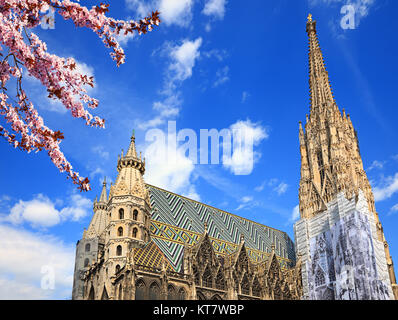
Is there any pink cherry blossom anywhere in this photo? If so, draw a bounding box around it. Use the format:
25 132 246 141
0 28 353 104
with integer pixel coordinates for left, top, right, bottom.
0 1 161 191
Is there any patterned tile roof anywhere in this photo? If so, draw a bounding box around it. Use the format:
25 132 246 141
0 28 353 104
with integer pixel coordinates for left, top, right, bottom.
147 185 296 272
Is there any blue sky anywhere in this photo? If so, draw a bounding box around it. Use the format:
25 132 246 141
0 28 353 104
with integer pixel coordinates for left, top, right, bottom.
1 0 398 299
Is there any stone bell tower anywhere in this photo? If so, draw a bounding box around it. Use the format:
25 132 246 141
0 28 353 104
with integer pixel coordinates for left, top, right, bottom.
103 130 152 274
294 14 397 300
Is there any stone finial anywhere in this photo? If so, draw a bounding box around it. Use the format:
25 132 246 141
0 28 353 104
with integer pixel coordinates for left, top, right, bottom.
307 13 312 22
204 221 208 234
271 243 276 253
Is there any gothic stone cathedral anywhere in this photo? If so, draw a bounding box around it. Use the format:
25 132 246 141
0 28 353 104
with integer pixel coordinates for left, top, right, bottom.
72 16 398 300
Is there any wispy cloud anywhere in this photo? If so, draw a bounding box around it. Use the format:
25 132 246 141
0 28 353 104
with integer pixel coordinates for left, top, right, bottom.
0 224 74 299
373 173 398 202
202 0 228 20
213 66 230 87
0 193 92 228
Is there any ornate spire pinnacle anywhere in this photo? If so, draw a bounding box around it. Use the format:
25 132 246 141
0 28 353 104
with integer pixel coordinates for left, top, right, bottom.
306 14 336 117
126 129 137 158
99 177 108 203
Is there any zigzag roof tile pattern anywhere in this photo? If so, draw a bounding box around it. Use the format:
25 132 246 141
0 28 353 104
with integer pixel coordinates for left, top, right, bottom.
147 185 296 272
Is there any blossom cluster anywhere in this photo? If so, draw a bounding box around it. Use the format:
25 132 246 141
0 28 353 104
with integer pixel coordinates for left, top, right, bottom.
0 1 160 191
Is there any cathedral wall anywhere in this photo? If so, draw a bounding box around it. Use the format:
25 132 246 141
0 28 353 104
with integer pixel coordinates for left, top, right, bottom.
294 190 394 300
72 238 99 300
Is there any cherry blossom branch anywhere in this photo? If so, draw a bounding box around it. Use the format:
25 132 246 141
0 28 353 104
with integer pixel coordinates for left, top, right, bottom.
0 1 161 191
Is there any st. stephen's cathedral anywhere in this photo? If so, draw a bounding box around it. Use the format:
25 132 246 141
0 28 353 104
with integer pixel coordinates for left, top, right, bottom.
71 16 398 300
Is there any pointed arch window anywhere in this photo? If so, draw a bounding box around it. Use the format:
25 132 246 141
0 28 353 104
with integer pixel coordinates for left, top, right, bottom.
252 277 261 297
241 274 250 295
84 258 89 268
135 279 146 300
85 243 90 252
202 266 213 288
167 285 176 300
215 269 226 290
178 288 186 300
119 208 124 220
193 265 200 285
149 282 160 300
133 209 138 221
132 228 138 238
116 245 122 256
118 227 123 237
115 264 120 274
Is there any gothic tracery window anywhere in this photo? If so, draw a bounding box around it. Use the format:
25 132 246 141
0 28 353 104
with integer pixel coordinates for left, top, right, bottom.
193 265 200 285
252 277 261 297
135 280 146 300
241 274 250 295
178 288 186 300
167 285 176 300
149 282 160 300
215 269 226 290
202 266 213 288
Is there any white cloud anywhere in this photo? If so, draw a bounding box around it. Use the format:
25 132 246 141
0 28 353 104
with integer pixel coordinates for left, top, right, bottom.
223 119 268 175
0 224 75 299
241 196 253 203
213 66 229 87
308 0 375 27
373 173 398 202
274 182 288 195
126 0 194 27
168 38 203 84
289 205 300 223
241 91 250 103
143 131 200 201
367 160 384 171
92 145 109 160
203 0 227 19
138 38 202 130
1 193 92 228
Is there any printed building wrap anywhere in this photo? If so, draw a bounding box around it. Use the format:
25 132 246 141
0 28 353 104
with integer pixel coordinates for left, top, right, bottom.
293 15 398 300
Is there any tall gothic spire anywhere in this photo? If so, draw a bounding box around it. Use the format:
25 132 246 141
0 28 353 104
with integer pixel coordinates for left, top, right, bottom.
299 15 376 219
306 14 337 117
126 129 138 158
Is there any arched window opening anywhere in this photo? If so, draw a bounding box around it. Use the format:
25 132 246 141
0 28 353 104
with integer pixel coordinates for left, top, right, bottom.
115 264 120 274
241 274 250 295
132 228 138 238
118 227 123 237
135 280 146 300
178 288 186 300
149 282 160 300
85 243 90 252
197 292 206 300
193 265 200 285
84 258 89 268
119 208 124 220
167 285 176 300
202 267 212 288
252 277 261 297
133 209 138 221
215 269 226 290
116 245 122 256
